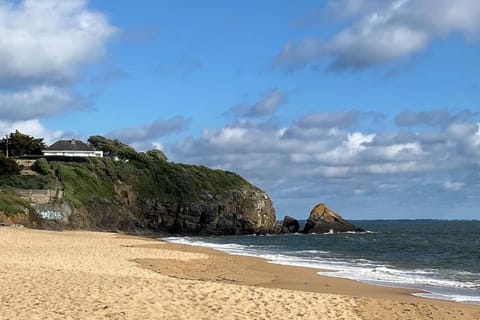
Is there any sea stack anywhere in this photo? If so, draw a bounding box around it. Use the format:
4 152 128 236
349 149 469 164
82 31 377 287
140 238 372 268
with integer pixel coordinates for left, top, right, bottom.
281 216 300 233
303 203 364 233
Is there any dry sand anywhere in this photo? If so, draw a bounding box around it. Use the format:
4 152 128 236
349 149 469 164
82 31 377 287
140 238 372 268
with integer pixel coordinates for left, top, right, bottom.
0 227 479 320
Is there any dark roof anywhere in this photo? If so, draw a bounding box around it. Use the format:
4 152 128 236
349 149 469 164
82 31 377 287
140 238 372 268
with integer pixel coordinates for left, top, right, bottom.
46 139 94 151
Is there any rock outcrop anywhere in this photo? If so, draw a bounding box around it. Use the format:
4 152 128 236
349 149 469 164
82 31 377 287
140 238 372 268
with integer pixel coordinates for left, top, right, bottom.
281 216 300 233
139 187 277 235
303 203 364 233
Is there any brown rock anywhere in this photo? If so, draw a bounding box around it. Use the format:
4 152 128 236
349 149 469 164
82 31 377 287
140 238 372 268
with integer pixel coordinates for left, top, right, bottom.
303 203 364 234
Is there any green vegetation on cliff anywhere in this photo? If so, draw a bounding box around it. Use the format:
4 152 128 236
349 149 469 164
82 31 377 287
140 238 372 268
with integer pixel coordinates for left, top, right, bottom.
0 130 45 157
0 134 276 234
51 156 249 207
0 134 250 210
0 187 41 227
0 174 56 190
0 153 20 176
130 161 248 202
0 188 34 215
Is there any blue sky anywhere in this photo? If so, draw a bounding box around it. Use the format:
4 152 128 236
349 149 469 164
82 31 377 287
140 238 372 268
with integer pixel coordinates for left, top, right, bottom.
0 0 479 220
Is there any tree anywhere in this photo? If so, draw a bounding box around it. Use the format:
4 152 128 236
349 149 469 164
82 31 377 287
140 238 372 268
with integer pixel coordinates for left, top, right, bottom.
0 153 20 175
146 149 168 162
88 135 119 157
88 135 139 161
0 131 46 157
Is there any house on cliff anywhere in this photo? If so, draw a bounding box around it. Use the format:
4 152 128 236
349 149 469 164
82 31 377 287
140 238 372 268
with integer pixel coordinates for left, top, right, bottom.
43 139 103 158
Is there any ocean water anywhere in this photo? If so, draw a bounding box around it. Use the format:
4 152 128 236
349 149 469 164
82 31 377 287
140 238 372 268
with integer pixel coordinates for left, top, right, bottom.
164 220 480 305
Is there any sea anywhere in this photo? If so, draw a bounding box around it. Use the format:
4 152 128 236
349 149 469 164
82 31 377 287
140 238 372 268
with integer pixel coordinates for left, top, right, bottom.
165 220 480 305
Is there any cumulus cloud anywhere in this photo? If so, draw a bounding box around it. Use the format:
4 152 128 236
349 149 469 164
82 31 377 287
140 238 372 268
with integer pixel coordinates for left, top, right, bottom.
0 85 89 121
276 0 480 70
0 0 116 123
170 110 480 218
0 119 66 144
229 89 287 118
0 0 116 84
107 116 189 147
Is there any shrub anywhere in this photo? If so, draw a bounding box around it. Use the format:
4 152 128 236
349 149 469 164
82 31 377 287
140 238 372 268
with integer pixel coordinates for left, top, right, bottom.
0 175 56 190
146 149 168 162
32 158 50 175
0 154 20 176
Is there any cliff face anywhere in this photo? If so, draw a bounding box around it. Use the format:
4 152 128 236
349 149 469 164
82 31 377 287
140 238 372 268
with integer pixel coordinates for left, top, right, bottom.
1 157 277 235
138 187 276 235
303 203 364 233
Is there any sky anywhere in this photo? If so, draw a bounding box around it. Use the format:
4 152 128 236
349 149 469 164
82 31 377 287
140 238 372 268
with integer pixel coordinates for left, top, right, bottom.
0 0 479 220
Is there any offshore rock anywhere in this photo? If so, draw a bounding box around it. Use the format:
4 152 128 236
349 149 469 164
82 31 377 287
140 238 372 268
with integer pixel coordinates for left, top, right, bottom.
303 203 364 234
281 216 300 233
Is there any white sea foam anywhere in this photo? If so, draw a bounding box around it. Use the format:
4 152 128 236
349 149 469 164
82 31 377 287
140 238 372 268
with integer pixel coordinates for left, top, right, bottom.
162 236 480 305
296 250 330 254
414 293 480 304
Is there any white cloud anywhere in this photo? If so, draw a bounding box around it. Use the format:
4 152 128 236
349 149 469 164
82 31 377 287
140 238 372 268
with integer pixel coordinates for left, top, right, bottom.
170 109 480 218
209 127 249 145
443 180 465 191
0 0 116 83
0 85 84 120
0 119 65 144
0 0 116 121
276 0 480 70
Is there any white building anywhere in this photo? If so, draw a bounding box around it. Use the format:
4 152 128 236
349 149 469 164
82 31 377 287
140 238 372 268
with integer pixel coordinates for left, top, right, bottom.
43 139 103 158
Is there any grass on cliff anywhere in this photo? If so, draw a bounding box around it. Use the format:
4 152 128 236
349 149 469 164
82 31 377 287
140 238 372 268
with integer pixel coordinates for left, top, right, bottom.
0 175 56 190
0 188 34 215
122 159 250 202
52 157 251 207
54 162 116 208
0 151 254 211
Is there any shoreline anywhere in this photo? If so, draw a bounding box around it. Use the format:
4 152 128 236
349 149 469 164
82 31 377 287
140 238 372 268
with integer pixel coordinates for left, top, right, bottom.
153 237 475 305
1 227 479 319
162 235 480 306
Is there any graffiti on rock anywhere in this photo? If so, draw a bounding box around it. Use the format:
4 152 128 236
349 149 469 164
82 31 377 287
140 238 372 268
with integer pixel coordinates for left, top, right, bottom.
39 210 63 221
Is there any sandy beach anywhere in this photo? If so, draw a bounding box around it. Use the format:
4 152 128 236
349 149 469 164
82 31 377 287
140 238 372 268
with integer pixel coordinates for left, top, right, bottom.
1 227 479 320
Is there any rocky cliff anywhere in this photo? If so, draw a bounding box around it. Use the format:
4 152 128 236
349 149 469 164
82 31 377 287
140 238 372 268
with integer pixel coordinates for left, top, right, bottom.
303 203 364 233
138 188 276 235
0 155 277 235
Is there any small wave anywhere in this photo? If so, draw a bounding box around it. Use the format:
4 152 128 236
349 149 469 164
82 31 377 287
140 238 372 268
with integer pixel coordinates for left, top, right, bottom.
320 265 479 290
296 250 330 254
414 293 480 305
164 237 245 250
